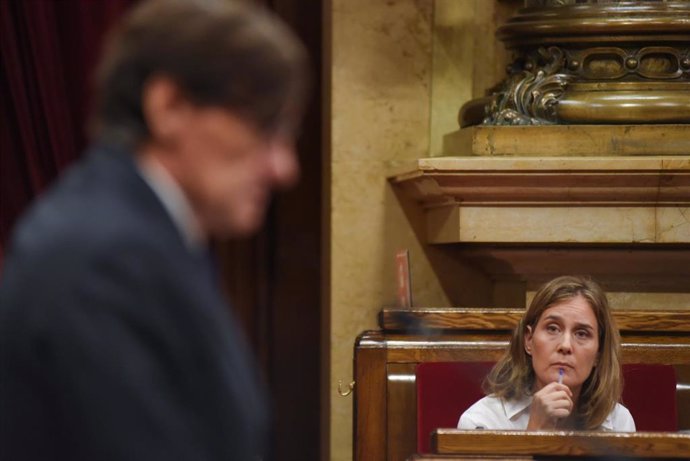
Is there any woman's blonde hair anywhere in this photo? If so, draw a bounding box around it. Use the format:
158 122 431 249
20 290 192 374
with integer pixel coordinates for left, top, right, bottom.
484 275 622 429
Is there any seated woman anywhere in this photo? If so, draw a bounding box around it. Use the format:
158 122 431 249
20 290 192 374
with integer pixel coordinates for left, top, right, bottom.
458 275 635 431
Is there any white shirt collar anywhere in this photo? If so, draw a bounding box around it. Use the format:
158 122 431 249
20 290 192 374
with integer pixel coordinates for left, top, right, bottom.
502 394 533 420
135 156 205 251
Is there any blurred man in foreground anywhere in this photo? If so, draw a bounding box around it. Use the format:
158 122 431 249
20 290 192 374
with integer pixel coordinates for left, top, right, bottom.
0 1 308 459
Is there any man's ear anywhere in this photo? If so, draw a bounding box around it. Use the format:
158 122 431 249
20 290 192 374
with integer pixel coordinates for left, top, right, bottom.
141 75 188 144
524 325 533 356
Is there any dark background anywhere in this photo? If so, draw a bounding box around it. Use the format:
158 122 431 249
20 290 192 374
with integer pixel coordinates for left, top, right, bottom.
0 1 323 459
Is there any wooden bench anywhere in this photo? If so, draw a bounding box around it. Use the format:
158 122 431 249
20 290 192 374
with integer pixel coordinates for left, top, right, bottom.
353 308 690 461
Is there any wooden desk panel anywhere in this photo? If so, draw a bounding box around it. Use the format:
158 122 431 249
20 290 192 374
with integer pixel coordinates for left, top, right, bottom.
433 430 690 459
410 457 532 461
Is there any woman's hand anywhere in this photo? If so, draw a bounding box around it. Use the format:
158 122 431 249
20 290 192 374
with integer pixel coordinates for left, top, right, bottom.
526 382 573 430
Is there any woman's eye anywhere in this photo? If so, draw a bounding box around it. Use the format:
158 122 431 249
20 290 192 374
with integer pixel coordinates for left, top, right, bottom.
575 330 590 339
546 324 559 333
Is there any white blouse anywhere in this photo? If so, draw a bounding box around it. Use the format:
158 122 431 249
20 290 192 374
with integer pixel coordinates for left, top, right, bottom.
458 395 636 432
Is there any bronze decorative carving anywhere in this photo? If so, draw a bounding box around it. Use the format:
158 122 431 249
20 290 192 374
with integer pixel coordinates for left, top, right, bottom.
461 0 690 126
484 47 574 125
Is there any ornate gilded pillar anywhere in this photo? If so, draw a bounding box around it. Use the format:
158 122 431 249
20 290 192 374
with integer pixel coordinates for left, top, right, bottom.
461 0 690 126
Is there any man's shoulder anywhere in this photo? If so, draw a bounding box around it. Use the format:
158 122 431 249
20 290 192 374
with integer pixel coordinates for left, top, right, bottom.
0 197 185 351
9 192 160 267
9 149 175 261
1 151 183 310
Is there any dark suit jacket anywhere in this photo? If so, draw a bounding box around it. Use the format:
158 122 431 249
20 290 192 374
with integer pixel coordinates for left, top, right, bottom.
0 145 269 461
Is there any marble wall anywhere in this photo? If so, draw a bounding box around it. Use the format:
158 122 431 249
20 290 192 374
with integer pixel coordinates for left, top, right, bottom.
328 1 435 459
429 0 516 156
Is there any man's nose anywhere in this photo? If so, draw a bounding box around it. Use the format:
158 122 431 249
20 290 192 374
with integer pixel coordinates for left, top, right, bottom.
267 140 299 189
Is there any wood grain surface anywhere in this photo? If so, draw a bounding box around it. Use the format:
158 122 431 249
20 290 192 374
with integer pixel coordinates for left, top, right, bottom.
433 430 690 458
381 307 690 333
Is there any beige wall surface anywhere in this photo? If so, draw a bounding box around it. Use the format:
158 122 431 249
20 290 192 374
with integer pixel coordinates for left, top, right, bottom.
430 0 516 156
327 1 435 459
326 1 512 459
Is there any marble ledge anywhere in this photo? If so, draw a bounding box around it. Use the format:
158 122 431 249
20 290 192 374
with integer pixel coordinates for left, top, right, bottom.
443 125 690 157
390 155 690 178
389 155 690 207
427 205 690 244
386 155 690 245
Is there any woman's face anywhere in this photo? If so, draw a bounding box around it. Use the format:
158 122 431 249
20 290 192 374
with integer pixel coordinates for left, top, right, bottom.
524 295 600 398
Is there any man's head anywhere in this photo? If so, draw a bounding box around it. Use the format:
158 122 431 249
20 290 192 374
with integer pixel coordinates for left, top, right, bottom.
92 0 308 237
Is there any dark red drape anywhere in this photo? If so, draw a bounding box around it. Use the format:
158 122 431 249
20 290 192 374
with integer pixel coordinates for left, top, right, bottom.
0 0 136 265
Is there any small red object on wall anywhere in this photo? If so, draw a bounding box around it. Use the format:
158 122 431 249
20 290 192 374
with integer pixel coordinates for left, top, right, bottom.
396 249 412 308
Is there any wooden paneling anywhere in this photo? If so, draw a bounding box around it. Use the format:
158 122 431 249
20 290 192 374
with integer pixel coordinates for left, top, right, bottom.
409 454 534 461
410 456 532 461
433 430 690 459
678 365 690 430
387 363 419 461
381 307 690 333
380 308 521 331
354 333 388 461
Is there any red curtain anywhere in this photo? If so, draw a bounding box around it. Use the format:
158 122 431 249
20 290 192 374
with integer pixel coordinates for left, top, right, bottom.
0 0 136 266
